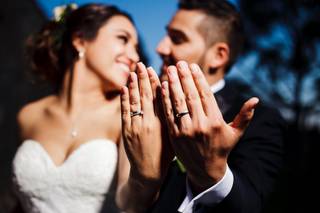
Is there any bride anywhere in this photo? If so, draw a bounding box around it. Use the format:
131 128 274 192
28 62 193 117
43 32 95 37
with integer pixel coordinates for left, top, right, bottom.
12 3 139 212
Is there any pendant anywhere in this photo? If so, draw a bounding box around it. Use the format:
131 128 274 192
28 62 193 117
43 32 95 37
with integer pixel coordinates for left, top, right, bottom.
71 128 78 138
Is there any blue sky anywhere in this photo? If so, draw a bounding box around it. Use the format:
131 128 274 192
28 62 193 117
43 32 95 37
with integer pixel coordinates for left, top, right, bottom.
34 1 320 128
35 0 239 72
35 0 177 72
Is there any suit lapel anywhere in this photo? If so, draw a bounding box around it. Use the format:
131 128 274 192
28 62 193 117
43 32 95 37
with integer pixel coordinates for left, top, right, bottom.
215 81 246 122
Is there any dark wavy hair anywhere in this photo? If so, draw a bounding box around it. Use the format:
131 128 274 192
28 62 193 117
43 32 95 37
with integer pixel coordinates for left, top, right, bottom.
179 0 244 72
26 3 134 90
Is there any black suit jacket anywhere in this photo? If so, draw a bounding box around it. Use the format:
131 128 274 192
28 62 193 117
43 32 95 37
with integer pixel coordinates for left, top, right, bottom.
150 81 286 213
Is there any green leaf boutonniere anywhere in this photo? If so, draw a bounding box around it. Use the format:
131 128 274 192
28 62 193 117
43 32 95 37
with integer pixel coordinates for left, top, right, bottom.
176 158 186 173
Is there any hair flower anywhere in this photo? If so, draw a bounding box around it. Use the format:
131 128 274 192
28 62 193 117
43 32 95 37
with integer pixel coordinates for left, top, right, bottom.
53 3 78 22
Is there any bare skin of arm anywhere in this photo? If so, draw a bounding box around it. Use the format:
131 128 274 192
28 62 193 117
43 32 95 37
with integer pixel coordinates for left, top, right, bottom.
116 62 173 213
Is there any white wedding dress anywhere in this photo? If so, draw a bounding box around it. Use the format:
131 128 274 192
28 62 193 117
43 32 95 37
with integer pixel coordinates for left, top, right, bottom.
12 139 118 213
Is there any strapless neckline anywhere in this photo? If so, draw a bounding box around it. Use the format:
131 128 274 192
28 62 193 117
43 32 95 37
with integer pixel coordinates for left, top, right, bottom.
12 138 119 212
22 139 117 168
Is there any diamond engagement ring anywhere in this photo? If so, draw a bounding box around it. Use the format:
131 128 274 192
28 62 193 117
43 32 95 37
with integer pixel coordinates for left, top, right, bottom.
130 110 144 117
175 111 189 118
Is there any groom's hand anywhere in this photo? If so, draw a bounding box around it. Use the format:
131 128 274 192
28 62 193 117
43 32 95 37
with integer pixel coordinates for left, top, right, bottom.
161 61 259 194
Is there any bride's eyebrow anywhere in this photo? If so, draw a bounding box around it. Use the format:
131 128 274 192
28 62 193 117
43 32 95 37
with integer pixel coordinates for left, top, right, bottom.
115 29 138 46
115 29 131 37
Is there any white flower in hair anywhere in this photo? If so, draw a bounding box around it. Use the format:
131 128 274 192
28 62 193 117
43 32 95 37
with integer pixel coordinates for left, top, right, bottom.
53 3 78 22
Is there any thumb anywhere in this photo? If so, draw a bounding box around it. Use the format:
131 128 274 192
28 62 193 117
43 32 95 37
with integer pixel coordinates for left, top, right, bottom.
231 97 259 133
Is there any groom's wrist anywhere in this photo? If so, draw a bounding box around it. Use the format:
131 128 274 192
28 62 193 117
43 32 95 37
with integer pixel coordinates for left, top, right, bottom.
128 170 163 202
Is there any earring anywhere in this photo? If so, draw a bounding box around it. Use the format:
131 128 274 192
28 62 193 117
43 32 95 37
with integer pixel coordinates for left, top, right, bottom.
78 50 85 59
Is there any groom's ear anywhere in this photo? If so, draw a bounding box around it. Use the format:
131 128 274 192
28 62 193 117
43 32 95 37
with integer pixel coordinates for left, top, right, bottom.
206 42 230 71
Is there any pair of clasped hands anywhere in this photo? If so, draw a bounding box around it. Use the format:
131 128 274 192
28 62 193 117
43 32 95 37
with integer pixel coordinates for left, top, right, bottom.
121 61 259 194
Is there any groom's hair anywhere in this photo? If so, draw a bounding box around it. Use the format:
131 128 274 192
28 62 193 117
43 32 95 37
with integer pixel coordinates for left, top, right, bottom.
178 0 244 72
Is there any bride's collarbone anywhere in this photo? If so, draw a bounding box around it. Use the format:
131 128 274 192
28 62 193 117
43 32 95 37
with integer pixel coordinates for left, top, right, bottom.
19 97 120 149
27 118 120 152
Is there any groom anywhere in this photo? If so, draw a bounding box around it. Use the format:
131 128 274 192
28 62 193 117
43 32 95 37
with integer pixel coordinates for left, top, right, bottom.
119 0 286 212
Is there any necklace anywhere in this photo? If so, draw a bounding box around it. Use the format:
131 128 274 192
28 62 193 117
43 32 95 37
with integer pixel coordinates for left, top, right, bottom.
70 121 78 138
70 127 78 138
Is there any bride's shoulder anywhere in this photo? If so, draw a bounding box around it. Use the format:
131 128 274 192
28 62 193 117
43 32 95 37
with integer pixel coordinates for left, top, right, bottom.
17 95 57 138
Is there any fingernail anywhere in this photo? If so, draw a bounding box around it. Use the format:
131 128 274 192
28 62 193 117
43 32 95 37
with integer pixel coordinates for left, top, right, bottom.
177 61 188 71
137 62 145 73
120 86 126 95
146 66 154 74
161 81 168 94
190 63 199 73
130 72 136 82
167 66 178 80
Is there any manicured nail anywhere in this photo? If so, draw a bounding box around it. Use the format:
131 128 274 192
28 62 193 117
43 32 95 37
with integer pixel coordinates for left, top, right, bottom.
167 66 178 80
190 63 200 73
177 61 188 71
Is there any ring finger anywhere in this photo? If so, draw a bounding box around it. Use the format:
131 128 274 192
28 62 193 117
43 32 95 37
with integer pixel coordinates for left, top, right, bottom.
167 66 192 131
128 72 142 125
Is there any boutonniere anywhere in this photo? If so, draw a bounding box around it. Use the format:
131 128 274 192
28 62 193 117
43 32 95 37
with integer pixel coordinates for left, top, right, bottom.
176 158 186 173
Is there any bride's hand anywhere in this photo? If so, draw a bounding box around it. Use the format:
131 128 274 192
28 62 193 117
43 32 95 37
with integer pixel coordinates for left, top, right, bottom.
121 62 173 184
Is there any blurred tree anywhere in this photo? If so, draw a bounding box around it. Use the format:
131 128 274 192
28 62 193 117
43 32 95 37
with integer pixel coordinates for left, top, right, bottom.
229 0 320 131
226 0 320 212
0 0 48 212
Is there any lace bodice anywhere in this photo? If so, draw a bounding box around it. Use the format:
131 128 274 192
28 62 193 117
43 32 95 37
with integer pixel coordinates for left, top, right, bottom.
12 139 118 213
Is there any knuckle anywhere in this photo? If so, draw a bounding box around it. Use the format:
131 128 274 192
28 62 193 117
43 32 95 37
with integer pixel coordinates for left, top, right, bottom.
173 96 185 108
139 72 148 79
199 89 212 99
179 71 189 79
180 125 193 137
131 126 141 137
210 120 223 131
122 109 130 116
121 107 130 115
195 123 209 135
130 99 140 106
141 91 153 100
123 128 130 136
185 92 198 103
143 122 154 132
150 77 159 86
192 125 208 137
165 109 172 118
129 82 137 89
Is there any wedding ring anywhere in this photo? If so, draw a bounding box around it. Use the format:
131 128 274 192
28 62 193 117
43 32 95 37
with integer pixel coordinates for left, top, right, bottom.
130 110 144 117
175 111 189 118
